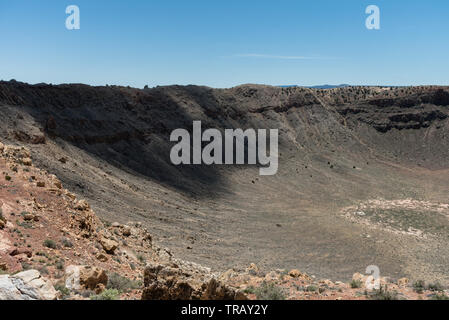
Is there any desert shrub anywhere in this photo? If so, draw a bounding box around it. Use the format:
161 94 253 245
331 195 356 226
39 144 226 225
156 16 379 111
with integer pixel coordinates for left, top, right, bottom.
55 283 70 297
101 219 111 228
243 286 255 294
17 221 32 229
55 260 64 270
427 282 444 292
61 238 73 248
350 279 363 289
79 290 95 298
106 272 141 292
306 285 317 292
137 254 146 264
369 286 398 300
90 289 120 300
20 262 32 270
43 239 57 249
38 266 49 275
432 293 449 300
36 251 50 258
255 282 285 300
413 280 425 294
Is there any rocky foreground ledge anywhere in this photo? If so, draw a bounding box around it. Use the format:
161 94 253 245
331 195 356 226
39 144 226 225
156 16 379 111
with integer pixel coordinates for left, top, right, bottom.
0 140 447 300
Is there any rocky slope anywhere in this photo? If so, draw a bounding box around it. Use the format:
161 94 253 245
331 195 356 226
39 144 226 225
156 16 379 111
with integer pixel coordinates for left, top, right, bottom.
0 81 449 286
0 140 447 300
0 140 244 299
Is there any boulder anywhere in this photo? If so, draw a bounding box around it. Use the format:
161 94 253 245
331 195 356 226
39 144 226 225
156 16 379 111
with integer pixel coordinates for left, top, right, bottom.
65 265 107 293
99 237 118 254
21 158 32 166
96 253 108 262
74 200 90 211
142 263 246 300
397 278 409 287
0 275 22 300
9 247 33 258
69 206 99 236
122 226 132 237
246 263 259 276
289 269 308 278
79 266 108 292
219 269 237 282
0 270 57 300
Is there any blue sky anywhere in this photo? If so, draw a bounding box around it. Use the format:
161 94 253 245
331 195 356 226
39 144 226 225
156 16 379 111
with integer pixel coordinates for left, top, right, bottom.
0 0 448 88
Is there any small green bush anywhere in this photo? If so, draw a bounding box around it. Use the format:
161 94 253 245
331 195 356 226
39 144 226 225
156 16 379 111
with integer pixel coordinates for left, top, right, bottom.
55 283 70 297
55 261 64 270
137 254 146 264
306 285 317 292
369 286 398 300
243 286 255 294
413 280 425 294
106 272 141 292
350 279 363 289
90 289 120 300
255 282 285 300
43 239 57 249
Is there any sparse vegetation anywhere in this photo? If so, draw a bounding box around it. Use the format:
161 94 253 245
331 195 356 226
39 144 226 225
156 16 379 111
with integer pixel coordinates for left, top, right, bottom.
61 238 73 248
106 272 141 292
20 262 32 270
427 281 444 292
38 266 49 275
369 286 398 300
55 283 70 298
243 286 256 294
350 279 363 289
432 293 449 300
137 254 146 264
255 282 285 300
43 239 57 249
90 289 120 300
413 280 426 294
306 285 317 292
55 260 64 270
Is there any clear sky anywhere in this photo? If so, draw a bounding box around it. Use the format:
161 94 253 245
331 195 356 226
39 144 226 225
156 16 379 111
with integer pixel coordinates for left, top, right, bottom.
0 0 448 88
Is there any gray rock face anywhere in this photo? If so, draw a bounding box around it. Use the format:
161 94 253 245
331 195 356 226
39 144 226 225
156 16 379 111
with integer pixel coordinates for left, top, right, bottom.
0 275 24 300
0 270 57 300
